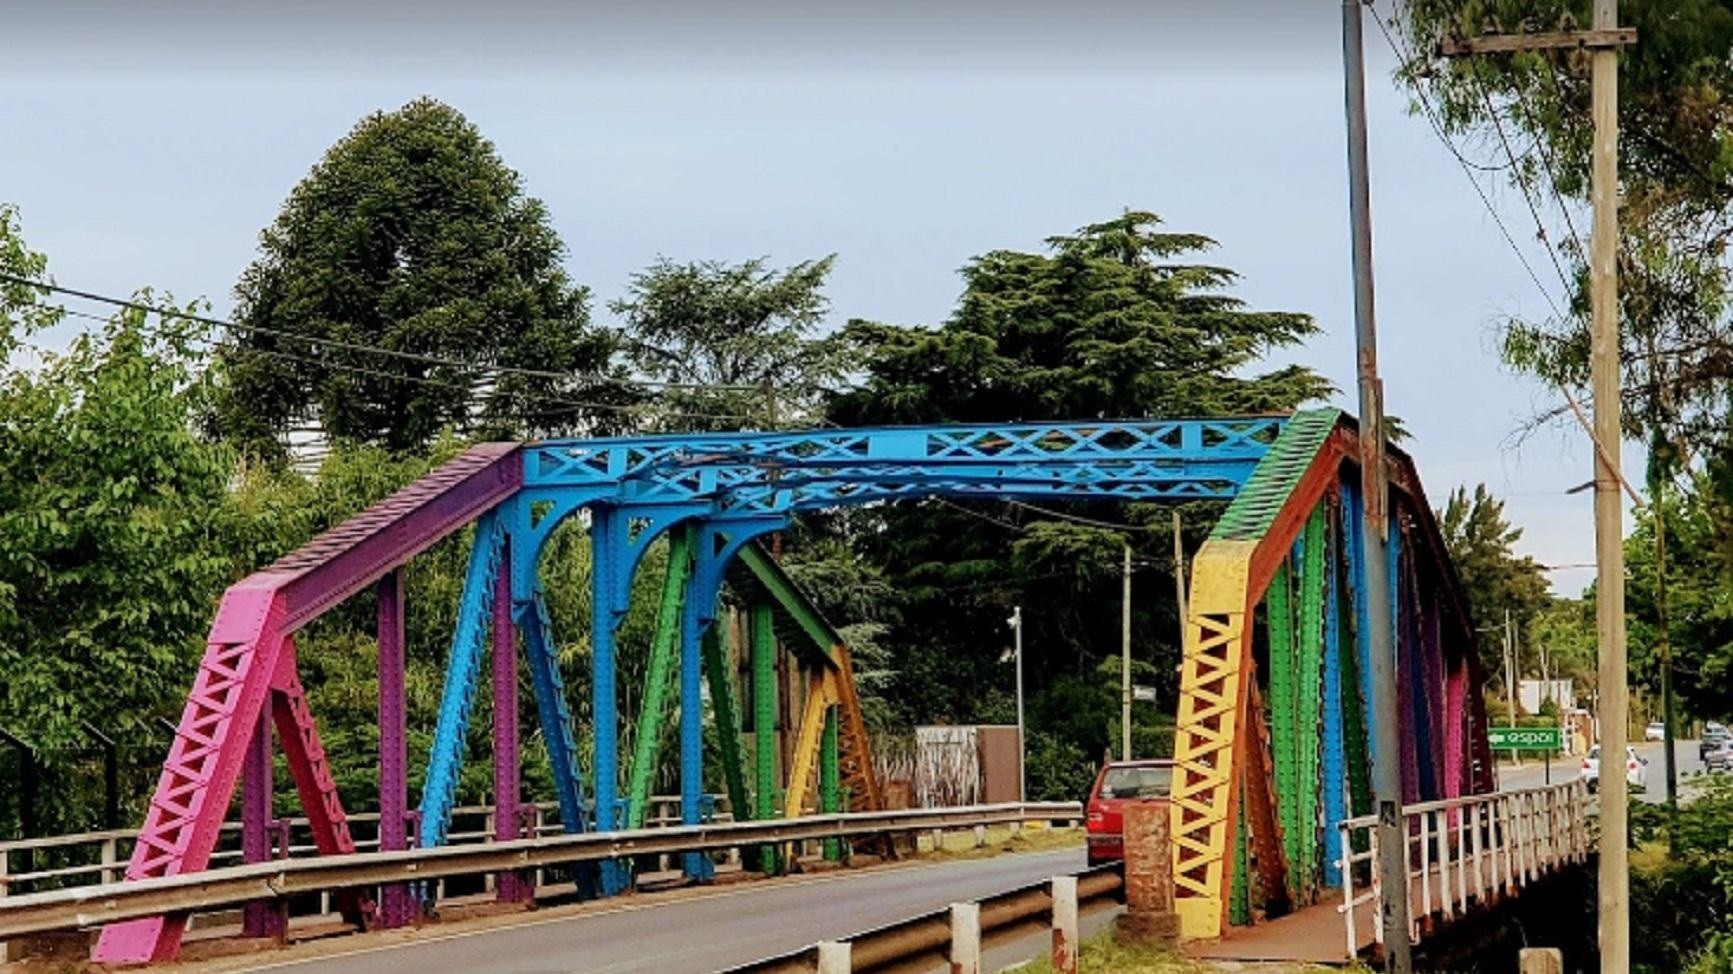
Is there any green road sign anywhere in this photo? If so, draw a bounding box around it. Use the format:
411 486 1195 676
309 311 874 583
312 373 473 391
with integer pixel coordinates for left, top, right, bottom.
1487 725 1562 751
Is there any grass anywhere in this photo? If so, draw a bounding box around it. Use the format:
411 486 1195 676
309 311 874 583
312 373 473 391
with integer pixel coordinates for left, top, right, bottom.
1009 931 1365 973
918 823 1086 861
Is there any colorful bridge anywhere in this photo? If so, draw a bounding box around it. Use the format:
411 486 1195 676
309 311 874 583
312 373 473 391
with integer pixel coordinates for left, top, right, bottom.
88 409 1493 963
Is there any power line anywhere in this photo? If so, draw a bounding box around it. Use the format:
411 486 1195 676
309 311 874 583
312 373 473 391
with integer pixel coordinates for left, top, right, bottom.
0 272 763 393
46 304 762 428
1371 3 1570 323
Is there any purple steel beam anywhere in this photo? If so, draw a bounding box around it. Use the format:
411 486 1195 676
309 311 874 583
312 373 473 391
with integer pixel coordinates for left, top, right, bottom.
240 718 284 939
377 569 414 927
492 539 527 903
263 443 523 632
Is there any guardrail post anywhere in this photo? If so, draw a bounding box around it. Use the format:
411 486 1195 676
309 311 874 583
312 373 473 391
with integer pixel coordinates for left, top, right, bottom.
101 837 119 886
1051 876 1079 974
949 901 981 974
1115 800 1179 946
1 847 16 964
816 940 851 974
1520 946 1563 973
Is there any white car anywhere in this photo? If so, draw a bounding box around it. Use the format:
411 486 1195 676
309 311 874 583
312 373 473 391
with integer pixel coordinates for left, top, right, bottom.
1582 745 1647 793
1644 720 1666 742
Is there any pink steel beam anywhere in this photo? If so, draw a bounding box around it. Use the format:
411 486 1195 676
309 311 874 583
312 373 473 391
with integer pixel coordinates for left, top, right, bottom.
271 639 371 928
94 444 520 964
262 443 522 632
93 585 289 963
240 718 284 939
377 569 415 928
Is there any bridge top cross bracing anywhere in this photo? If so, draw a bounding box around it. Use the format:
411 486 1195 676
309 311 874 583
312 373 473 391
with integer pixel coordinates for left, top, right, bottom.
523 417 1289 514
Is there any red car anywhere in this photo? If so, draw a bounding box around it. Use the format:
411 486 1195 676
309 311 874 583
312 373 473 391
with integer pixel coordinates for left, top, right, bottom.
1085 759 1175 866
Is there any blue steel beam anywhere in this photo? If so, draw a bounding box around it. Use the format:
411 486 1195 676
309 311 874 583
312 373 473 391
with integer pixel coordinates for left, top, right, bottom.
419 511 504 849
677 517 787 880
522 419 1284 512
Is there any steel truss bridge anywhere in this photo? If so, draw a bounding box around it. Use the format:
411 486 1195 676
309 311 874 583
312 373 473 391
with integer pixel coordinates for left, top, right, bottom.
89 408 1494 963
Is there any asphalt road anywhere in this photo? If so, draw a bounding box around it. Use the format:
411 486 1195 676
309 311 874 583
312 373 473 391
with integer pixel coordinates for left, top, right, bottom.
218 847 1089 974
1499 738 1709 802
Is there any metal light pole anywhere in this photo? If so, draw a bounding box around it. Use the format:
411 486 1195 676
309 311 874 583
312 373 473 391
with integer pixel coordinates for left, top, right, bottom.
1010 605 1026 802
1121 542 1134 762
1341 1 1412 967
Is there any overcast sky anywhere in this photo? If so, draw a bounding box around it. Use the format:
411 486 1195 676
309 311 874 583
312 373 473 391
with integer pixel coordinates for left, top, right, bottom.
0 0 1635 594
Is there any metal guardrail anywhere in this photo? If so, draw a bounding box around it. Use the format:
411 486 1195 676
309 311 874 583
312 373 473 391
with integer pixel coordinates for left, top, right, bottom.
1336 781 1589 955
724 861 1120 974
0 796 730 895
0 802 1081 940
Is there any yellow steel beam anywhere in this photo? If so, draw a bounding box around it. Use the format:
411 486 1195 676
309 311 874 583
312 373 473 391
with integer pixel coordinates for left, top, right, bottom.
1169 540 1256 940
783 668 837 818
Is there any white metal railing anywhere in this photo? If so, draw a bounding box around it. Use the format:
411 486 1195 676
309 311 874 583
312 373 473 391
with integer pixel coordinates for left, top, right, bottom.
1337 781 1589 956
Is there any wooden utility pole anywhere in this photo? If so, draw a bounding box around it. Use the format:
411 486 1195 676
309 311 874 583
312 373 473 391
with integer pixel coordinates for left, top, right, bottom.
1439 9 1633 968
1588 4 1631 966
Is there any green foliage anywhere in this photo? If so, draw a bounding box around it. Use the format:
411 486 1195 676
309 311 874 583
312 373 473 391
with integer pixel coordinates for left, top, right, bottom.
211 98 628 458
612 256 852 430
1437 484 1551 680
1630 777 1733 973
832 211 1330 425
0 230 236 832
1402 2 1733 477
827 212 1327 799
1625 479 1733 720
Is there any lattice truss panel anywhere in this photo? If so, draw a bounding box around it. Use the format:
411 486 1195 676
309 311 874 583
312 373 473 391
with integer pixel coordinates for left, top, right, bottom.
99 409 1495 964
1170 411 1496 942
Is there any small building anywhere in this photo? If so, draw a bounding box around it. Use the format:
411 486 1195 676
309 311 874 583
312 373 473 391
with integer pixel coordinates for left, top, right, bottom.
1518 678 1575 714
914 725 1023 806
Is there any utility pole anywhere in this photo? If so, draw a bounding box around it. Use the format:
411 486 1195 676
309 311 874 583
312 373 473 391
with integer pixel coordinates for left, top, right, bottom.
1121 541 1133 762
1171 510 1188 658
1438 10 1634 969
1340 2 1411 967
1655 480 1677 818
1504 609 1518 727
1588 4 1631 967
1011 605 1026 802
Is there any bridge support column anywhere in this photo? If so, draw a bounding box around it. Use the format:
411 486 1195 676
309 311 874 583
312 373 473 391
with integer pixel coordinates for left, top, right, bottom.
751 601 779 873
492 539 528 903
241 717 285 939
377 569 417 927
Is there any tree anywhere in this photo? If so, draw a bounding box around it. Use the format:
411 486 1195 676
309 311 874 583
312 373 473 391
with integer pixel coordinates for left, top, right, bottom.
0 214 239 833
212 98 629 459
833 211 1328 425
611 256 851 430
1437 484 1551 680
1401 2 1733 460
827 211 1330 796
1625 478 1733 720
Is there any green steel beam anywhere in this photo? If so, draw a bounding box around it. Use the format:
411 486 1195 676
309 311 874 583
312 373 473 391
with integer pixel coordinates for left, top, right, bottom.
702 625 751 830
1229 780 1251 925
821 706 841 861
1211 409 1342 542
1266 559 1298 889
625 527 692 829
750 601 779 873
737 543 840 670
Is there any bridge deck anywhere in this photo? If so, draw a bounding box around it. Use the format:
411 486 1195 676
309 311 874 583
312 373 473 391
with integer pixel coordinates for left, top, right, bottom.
1186 891 1368 964
1185 854 1514 965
